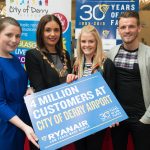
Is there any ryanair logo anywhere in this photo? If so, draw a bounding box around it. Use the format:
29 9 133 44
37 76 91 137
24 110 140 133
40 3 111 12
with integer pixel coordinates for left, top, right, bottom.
99 4 110 15
102 30 110 38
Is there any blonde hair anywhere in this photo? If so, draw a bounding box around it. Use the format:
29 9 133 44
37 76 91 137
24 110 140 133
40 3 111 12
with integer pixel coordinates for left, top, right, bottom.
74 24 105 78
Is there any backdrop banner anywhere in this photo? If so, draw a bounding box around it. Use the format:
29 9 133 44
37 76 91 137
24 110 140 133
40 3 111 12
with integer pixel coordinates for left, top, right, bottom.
6 0 72 64
75 0 139 51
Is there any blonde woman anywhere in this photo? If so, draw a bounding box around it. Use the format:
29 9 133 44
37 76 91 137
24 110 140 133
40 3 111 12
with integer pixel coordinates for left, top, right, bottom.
67 24 116 150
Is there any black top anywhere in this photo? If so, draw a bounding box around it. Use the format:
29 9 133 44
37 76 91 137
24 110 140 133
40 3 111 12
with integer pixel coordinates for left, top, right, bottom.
73 58 116 94
25 48 71 92
114 47 145 119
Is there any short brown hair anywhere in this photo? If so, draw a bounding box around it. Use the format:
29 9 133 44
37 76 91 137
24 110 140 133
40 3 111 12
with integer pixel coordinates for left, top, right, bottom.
0 17 22 33
118 10 140 26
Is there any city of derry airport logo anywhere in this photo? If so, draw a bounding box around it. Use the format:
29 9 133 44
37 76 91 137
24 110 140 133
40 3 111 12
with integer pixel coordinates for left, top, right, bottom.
8 0 49 19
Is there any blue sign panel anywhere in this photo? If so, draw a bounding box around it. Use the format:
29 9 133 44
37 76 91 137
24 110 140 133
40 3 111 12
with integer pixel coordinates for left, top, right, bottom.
24 72 128 150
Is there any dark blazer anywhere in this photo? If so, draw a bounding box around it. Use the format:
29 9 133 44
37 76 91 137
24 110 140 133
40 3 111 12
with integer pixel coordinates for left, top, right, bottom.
25 48 71 92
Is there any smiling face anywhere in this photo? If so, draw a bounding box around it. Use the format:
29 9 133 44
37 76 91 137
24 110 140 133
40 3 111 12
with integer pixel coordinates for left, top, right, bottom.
80 32 97 60
0 24 21 55
43 20 61 52
118 17 141 45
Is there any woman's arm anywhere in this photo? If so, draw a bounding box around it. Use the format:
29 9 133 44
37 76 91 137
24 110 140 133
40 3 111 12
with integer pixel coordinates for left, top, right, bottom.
10 116 39 148
25 49 46 92
0 68 39 148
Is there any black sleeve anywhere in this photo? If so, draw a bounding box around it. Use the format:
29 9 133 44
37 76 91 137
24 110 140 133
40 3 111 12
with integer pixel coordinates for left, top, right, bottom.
103 58 116 95
25 49 46 92
66 51 72 73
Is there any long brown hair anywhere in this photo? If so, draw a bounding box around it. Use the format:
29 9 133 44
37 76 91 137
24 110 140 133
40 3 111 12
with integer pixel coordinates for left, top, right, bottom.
36 14 63 55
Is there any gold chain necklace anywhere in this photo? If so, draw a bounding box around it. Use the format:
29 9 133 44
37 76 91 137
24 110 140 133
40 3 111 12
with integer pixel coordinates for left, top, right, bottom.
36 48 68 77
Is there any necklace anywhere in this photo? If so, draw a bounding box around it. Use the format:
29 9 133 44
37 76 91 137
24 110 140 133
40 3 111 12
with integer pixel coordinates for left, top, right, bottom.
36 48 68 77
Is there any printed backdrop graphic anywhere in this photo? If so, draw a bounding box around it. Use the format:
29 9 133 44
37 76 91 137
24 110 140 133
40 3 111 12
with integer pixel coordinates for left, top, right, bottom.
25 72 128 150
75 0 139 51
6 0 71 64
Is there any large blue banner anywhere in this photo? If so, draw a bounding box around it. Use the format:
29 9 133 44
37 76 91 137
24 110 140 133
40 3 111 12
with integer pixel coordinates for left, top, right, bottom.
24 72 128 150
75 0 139 50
